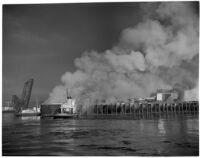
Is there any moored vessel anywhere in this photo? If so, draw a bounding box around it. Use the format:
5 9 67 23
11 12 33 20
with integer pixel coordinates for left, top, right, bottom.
41 89 78 119
16 108 40 117
16 97 40 117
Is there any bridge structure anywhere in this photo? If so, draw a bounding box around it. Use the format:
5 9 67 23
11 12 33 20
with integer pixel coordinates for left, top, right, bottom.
12 79 34 112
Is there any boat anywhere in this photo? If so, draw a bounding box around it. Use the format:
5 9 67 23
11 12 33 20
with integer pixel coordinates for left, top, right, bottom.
16 97 40 117
16 108 40 117
52 88 78 119
3 107 15 113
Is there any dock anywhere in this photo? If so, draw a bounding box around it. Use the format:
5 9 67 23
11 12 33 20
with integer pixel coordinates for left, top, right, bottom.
92 101 199 117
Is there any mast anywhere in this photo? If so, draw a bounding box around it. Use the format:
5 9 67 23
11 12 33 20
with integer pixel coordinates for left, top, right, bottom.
36 96 39 110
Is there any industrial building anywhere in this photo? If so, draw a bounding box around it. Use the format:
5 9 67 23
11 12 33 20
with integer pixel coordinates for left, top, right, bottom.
40 89 77 117
40 103 62 117
156 89 178 102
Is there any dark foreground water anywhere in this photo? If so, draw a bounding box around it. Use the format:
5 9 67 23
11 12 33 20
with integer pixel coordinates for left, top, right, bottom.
2 113 199 156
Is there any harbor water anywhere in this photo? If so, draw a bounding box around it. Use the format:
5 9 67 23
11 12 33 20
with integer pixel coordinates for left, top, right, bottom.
2 113 199 156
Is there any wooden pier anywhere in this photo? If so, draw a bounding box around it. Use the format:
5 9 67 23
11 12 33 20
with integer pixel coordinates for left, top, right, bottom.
92 101 199 117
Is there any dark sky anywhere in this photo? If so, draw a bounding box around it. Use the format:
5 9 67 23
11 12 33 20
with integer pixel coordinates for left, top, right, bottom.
3 3 144 103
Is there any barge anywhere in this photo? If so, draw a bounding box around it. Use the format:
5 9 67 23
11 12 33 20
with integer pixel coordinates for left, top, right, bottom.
16 108 40 117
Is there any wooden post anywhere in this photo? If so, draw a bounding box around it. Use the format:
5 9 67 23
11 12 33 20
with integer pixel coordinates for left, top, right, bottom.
170 104 172 112
174 103 175 113
148 103 149 114
181 103 183 112
192 103 195 112
186 102 188 113
191 102 193 112
160 104 162 113
107 105 108 115
162 103 164 113
96 104 99 115
141 104 143 114
180 103 182 112
185 103 187 113
186 103 188 113
163 103 165 113
149 104 150 114
138 104 140 116
175 103 176 113
188 102 192 113
111 104 113 115
115 104 117 115
166 104 168 113
188 102 191 113
156 103 158 113
189 102 191 113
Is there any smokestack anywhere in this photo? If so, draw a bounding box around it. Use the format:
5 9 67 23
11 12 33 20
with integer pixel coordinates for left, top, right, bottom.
66 88 72 99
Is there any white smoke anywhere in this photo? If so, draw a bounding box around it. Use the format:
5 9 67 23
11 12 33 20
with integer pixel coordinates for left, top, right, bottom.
184 82 199 101
47 2 199 110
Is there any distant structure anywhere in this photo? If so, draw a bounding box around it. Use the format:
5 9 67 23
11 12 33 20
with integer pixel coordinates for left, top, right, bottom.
2 101 15 112
91 88 198 118
156 89 178 102
12 79 34 112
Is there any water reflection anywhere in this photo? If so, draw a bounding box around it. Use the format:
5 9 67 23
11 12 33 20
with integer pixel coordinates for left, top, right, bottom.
3 113 16 125
158 119 166 135
2 113 199 156
186 119 199 135
20 116 40 121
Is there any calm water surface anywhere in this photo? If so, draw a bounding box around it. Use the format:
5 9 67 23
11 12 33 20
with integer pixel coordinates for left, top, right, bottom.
2 113 199 156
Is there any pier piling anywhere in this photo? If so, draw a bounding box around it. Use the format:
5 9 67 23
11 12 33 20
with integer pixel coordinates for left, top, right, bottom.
94 101 198 118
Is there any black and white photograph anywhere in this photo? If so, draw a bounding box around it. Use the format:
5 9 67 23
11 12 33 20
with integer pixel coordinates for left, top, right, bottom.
2 1 199 156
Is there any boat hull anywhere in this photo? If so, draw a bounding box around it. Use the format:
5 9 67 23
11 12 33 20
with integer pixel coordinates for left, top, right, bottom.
53 113 78 119
16 113 40 117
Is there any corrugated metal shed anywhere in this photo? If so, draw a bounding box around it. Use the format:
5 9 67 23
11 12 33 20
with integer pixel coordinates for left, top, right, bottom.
40 104 61 116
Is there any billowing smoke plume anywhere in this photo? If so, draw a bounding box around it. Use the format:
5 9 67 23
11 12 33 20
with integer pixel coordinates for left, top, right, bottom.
47 2 199 109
